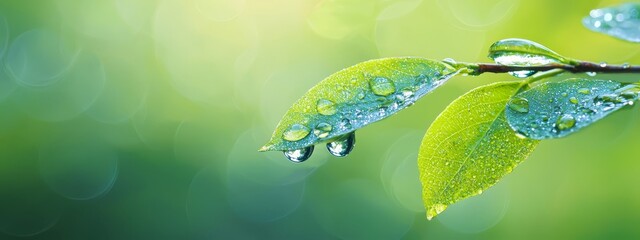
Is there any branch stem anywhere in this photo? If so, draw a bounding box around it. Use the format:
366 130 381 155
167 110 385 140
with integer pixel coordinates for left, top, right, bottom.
475 61 640 74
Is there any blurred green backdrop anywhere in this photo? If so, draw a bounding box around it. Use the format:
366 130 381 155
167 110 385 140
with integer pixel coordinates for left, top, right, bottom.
1 0 639 239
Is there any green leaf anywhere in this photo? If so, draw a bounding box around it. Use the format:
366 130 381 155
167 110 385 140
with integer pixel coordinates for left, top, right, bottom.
260 57 461 152
583 3 640 43
488 38 572 78
418 82 539 220
505 79 640 140
488 38 570 65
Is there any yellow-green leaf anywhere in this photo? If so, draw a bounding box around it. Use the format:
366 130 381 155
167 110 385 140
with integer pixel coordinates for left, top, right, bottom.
418 82 539 220
260 57 460 152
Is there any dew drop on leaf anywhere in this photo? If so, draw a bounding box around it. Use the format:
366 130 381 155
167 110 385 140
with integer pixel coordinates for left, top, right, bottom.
313 122 333 139
555 114 576 131
326 132 356 157
283 145 314 163
316 99 337 116
508 97 529 113
369 77 396 96
578 88 591 94
569 97 579 104
283 124 311 141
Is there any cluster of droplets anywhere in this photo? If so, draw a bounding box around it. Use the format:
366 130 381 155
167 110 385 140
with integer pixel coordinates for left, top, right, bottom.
283 132 356 163
506 81 640 139
282 66 448 163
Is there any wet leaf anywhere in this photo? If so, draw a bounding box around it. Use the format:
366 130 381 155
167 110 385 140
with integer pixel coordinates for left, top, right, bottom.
260 57 460 152
418 82 539 220
488 38 571 78
583 3 640 43
506 78 639 140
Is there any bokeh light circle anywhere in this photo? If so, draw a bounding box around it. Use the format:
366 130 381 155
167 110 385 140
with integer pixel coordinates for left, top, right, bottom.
39 139 119 200
437 181 510 233
6 29 80 87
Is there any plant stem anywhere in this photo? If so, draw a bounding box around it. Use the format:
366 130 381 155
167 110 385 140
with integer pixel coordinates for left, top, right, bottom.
475 61 640 74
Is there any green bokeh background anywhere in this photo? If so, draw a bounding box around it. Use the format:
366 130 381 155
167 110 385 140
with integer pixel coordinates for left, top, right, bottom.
1 0 639 239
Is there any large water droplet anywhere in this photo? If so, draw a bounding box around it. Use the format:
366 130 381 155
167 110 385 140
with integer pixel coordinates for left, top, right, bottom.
284 145 314 163
586 72 597 77
508 97 529 113
369 77 396 96
555 114 576 131
316 98 337 116
283 124 310 141
326 132 355 157
313 122 332 139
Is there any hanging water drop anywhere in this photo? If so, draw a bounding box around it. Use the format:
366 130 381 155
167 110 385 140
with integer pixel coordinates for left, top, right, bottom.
599 62 608 67
508 97 529 113
555 114 576 131
622 63 630 69
509 70 537 78
283 124 311 141
369 77 396 96
326 132 355 157
316 99 337 116
313 122 333 139
586 72 597 77
284 145 314 163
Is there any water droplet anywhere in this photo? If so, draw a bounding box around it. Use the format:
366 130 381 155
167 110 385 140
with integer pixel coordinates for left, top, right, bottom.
602 102 616 111
313 122 332 139
284 146 314 163
599 62 608 67
369 77 396 96
509 70 536 78
339 118 352 129
326 132 355 157
597 93 624 103
402 89 414 98
316 99 337 116
586 72 597 77
508 97 529 113
578 88 591 94
555 114 576 131
622 63 630 69
442 58 457 66
283 124 310 141
569 97 579 104
427 203 448 220
561 92 568 97
356 90 365 100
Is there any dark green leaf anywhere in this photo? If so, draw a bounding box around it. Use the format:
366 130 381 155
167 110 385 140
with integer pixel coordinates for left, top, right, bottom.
418 82 539 220
583 3 640 42
506 78 639 140
260 57 461 152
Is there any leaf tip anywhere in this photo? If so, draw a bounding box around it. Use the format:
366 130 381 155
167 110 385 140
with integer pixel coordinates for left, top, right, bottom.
425 203 448 220
258 145 271 152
